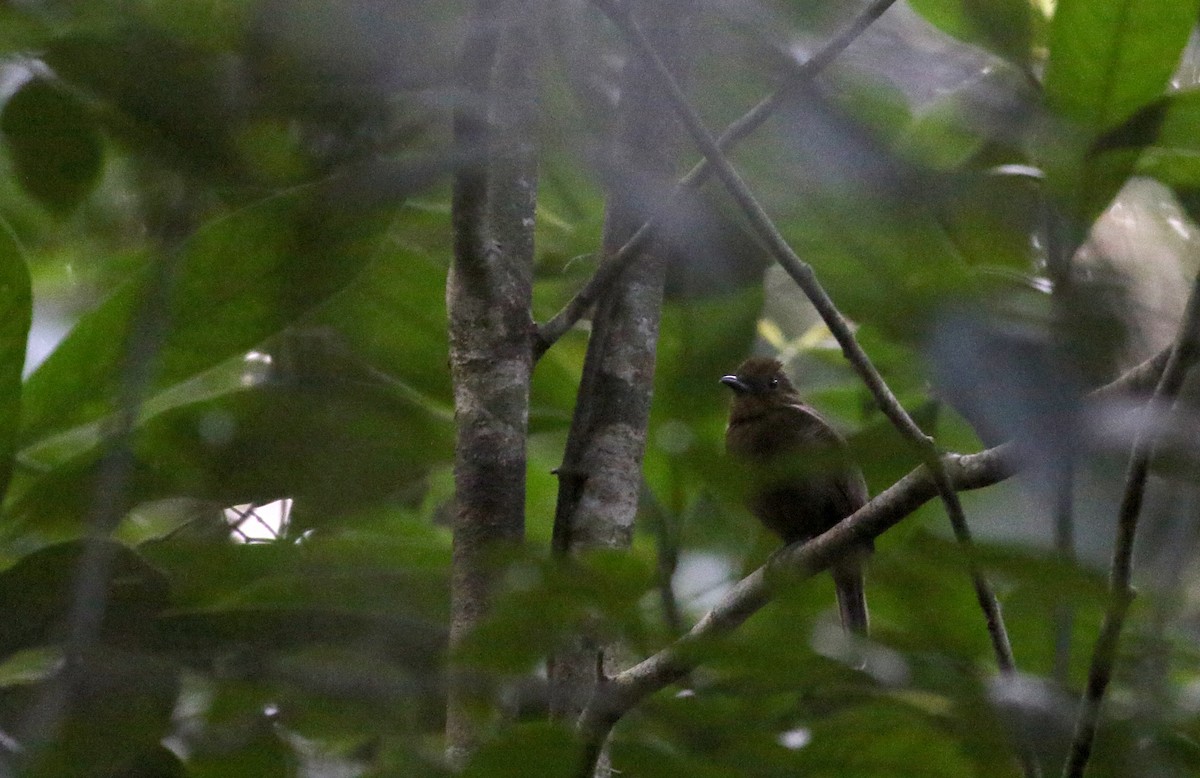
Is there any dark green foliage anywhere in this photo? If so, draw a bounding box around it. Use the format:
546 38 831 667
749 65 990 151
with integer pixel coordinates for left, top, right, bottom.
0 0 1198 774
1 78 104 214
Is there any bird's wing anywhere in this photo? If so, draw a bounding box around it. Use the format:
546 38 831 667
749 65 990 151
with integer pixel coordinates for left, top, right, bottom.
777 403 868 516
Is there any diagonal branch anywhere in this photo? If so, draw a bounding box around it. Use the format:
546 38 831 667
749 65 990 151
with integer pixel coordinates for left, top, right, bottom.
592 0 1023 694
1061 273 1200 778
532 0 901 359
576 345 1175 759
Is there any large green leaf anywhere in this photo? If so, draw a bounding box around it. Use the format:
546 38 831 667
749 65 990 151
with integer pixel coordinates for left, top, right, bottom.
20 189 392 448
1041 0 1199 227
7 345 452 538
1044 0 1198 133
8 209 453 541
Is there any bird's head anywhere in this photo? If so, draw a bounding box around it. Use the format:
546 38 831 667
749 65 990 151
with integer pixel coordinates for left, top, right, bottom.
720 357 799 402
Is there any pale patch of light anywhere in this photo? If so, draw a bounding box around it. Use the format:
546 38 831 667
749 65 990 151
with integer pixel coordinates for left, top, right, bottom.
1029 276 1054 293
675 688 695 699
1167 215 1193 240
0 727 23 753
197 410 236 447
225 499 292 543
655 419 694 455
241 350 274 387
777 727 811 750
811 620 911 686
674 552 736 614
986 163 1043 180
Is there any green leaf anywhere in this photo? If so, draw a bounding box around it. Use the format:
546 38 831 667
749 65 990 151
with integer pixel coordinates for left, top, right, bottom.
1039 0 1197 233
463 722 579 778
908 0 1034 66
7 346 452 537
0 539 170 655
794 702 977 777
1 78 104 213
896 97 987 172
19 189 392 448
45 31 242 177
1137 89 1200 188
1044 0 1198 133
186 726 296 778
0 225 29 502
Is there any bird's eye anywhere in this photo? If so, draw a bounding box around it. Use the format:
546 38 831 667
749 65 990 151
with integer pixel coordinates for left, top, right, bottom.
769 376 779 388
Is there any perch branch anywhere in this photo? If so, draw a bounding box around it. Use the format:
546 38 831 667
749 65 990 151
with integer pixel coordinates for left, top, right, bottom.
1061 273 1200 778
576 345 1174 760
592 0 1022 695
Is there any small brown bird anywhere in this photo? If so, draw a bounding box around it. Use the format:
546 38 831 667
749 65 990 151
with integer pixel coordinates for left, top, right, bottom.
722 356 870 634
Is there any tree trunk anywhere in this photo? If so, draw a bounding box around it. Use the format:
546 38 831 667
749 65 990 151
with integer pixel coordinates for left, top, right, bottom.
548 0 694 766
445 0 539 764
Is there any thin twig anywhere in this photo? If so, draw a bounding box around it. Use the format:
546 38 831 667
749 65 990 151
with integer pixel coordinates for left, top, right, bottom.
593 0 1024 700
1061 273 1200 778
1052 460 1076 685
532 0 901 359
575 349 1175 762
17 225 190 757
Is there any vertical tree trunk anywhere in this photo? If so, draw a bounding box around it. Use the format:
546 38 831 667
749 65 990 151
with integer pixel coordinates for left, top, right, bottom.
445 0 539 764
548 0 694 760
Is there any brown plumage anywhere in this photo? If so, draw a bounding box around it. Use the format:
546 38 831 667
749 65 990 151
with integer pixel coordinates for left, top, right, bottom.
722 356 870 634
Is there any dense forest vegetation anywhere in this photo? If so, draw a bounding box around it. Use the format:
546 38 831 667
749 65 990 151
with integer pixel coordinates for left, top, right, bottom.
0 1 1199 776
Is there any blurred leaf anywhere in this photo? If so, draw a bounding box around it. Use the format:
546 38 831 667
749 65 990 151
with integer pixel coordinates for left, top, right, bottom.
1137 89 1200 188
133 0 251 51
137 522 449 685
1 78 105 214
8 326 453 537
0 224 29 502
794 701 976 777
896 95 988 172
0 539 169 656
931 169 1040 271
187 724 296 778
45 30 242 177
1041 0 1198 227
1044 0 1196 133
908 0 1034 67
144 520 450 618
611 739 735 778
767 91 975 340
645 287 760 530
20 188 394 449
0 646 60 688
155 607 445 672
462 722 578 778
455 550 656 674
17 647 180 778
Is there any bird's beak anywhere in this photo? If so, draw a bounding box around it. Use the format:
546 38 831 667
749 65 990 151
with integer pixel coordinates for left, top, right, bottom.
720 375 748 394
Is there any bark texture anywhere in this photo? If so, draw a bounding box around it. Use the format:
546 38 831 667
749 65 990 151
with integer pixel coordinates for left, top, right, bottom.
547 0 693 741
445 0 539 763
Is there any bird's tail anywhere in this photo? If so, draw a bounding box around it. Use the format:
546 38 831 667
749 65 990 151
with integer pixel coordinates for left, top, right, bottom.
833 562 869 637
